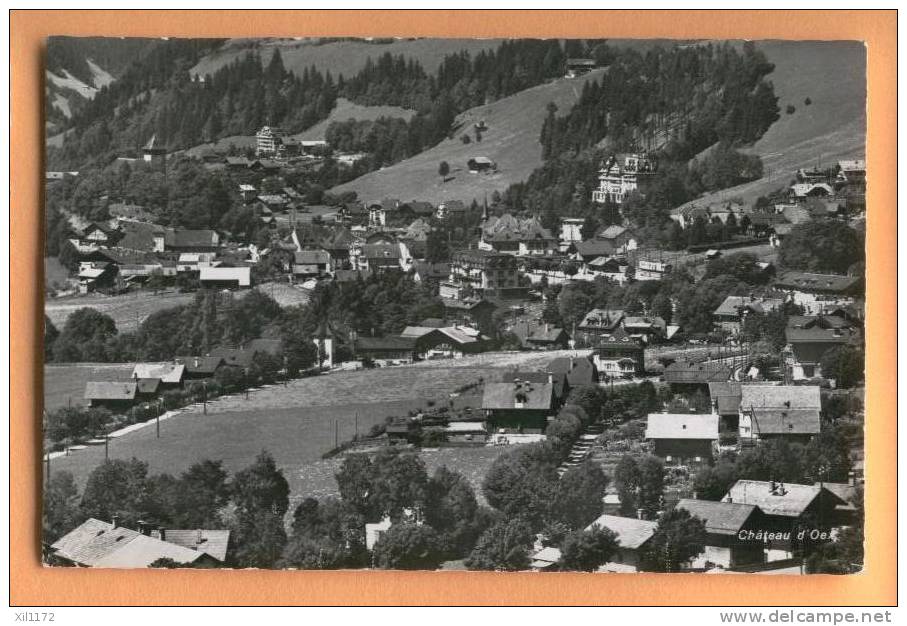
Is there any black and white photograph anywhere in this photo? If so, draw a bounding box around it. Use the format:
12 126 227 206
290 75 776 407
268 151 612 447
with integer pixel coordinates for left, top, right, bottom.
42 35 867 574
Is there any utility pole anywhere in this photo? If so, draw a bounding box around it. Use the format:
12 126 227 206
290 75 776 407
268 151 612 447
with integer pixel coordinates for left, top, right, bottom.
203 380 208 415
354 411 359 438
334 419 339 449
45 451 50 486
104 434 109 461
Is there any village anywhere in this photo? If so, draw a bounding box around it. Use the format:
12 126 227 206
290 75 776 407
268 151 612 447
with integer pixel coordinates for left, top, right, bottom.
41 41 867 575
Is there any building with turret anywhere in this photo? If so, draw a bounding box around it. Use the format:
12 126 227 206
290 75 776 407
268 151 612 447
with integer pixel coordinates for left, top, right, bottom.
591 152 656 205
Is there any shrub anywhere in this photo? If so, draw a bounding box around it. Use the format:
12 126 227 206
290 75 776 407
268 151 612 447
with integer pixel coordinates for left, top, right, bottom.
786 104 796 115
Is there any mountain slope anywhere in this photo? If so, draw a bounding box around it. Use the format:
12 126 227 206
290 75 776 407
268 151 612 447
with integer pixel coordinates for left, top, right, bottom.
676 40 866 209
330 70 606 205
190 37 501 81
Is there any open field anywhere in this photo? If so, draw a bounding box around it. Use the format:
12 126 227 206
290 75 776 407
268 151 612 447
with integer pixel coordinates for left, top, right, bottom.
44 363 135 411
330 70 605 205
294 98 415 141
44 351 582 504
189 38 501 83
45 289 196 333
678 40 865 211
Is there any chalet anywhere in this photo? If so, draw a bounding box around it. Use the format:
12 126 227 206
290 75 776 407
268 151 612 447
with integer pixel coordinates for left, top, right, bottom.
412 261 451 284
572 239 621 262
84 381 137 411
176 252 217 273
722 480 846 558
482 379 555 433
712 296 785 335
575 308 625 346
441 249 525 300
334 268 372 284
441 297 497 334
467 156 496 173
622 316 666 344
836 159 866 187
504 371 569 407
77 261 118 293
634 259 672 281
816 482 860 526
248 159 281 173
368 198 400 227
510 321 569 350
674 499 765 569
130 363 185 388
292 249 331 278
210 338 284 371
354 336 417 366
400 325 490 359
199 266 251 289
436 200 468 219
175 356 227 380
663 360 731 391
583 256 632 281
151 528 231 563
789 182 834 199
774 271 862 315
117 220 167 253
361 243 403 273
784 324 861 381
134 378 162 401
77 222 119 248
400 200 435 219
594 327 645 378
256 194 289 213
708 381 742 430
319 228 356 269
559 217 585 247
479 214 557 256
142 135 166 166
738 385 821 446
548 354 598 387
565 57 597 77
595 225 638 253
164 229 220 253
238 184 257 203
529 546 562 571
585 514 658 573
645 413 719 466
444 421 488 444
50 518 224 568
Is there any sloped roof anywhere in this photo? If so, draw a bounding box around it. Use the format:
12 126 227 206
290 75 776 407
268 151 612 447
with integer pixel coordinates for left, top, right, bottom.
675 499 759 536
165 230 218 249
748 409 821 436
575 240 618 258
84 381 137 401
775 272 861 294
482 381 554 411
663 361 731 384
714 296 785 317
51 519 207 568
723 480 844 518
131 363 185 384
159 529 230 562
412 261 450 280
294 249 331 264
199 266 250 284
504 371 567 400
645 413 719 440
117 220 166 252
355 336 417 352
708 381 742 415
787 315 851 330
510 321 566 345
740 385 821 410
548 355 597 387
175 356 225 375
362 243 401 259
578 308 625 330
134 378 161 395
597 225 629 240
585 514 657 550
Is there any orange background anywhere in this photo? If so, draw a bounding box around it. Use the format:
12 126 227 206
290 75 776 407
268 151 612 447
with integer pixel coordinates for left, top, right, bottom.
10 10 897 606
